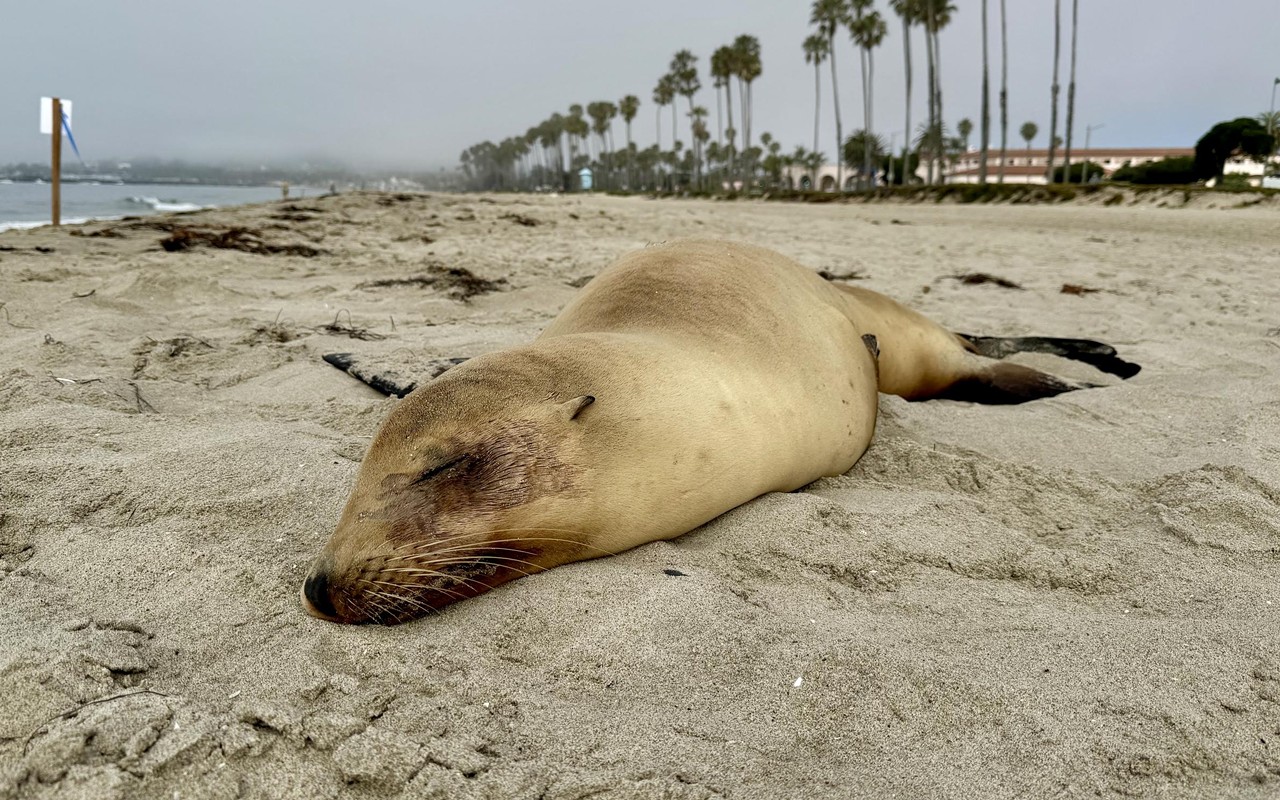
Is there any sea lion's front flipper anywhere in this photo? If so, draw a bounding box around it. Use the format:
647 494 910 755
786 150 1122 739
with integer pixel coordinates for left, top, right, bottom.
322 354 468 398
956 334 1141 379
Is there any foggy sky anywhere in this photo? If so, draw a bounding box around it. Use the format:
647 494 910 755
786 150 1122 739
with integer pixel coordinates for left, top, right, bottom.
4 0 1278 170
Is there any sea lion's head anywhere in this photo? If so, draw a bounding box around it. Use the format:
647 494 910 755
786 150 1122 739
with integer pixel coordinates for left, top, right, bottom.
301 357 596 624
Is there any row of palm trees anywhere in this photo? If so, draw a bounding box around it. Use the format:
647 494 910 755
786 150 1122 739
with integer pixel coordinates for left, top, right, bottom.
460 0 1087 191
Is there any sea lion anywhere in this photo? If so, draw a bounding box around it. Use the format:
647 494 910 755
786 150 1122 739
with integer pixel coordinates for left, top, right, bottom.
302 239 1139 624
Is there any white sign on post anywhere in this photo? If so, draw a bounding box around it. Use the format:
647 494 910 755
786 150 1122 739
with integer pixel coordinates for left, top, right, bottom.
40 97 72 135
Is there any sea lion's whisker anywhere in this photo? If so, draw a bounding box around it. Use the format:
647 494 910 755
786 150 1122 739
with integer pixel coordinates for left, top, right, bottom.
426 554 547 577
376 567 490 596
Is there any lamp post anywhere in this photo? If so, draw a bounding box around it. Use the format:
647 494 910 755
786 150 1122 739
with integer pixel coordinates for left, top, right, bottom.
1085 123 1104 151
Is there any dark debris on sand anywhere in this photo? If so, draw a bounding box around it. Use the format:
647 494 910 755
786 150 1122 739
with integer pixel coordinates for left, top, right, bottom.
158 227 326 257
950 272 1024 289
818 268 866 281
357 264 508 302
1061 283 1102 296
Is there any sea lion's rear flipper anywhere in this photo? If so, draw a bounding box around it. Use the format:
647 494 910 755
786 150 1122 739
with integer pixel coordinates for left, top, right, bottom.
956 334 1141 379
322 353 467 398
934 362 1098 405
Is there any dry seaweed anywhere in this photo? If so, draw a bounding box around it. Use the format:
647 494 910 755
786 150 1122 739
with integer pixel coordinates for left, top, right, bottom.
818 269 866 281
316 310 387 341
357 264 507 302
158 227 325 257
950 273 1024 289
1061 283 1101 296
500 212 543 227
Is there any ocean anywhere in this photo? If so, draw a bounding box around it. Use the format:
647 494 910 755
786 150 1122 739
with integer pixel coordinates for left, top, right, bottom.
0 181 297 232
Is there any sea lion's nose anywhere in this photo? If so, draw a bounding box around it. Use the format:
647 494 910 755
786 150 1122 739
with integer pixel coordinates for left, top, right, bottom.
301 570 339 620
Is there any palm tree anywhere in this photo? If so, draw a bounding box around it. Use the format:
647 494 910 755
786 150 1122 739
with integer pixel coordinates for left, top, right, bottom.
998 0 1009 183
733 35 762 149
957 118 973 151
849 3 888 188
1063 0 1080 181
711 45 736 174
979 0 991 184
1047 0 1062 182
843 129 887 184
1020 121 1038 150
922 1 956 184
655 76 675 149
811 0 848 189
669 50 701 163
890 0 919 187
803 34 829 161
620 94 640 186
690 106 710 187
710 47 731 147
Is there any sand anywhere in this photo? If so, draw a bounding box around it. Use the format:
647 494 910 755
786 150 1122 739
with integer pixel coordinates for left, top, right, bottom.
1 190 1279 799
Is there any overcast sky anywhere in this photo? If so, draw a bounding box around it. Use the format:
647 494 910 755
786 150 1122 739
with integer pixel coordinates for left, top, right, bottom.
4 1 1277 170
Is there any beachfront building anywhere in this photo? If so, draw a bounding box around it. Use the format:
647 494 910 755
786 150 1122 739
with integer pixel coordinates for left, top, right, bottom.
781 146 1277 189
944 148 1193 184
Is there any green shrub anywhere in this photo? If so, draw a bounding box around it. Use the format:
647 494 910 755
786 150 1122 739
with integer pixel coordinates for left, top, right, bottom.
1110 156 1196 185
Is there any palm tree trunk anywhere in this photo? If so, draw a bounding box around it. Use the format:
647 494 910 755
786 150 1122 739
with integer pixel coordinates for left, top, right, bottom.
813 62 822 161
1048 0 1062 183
725 80 736 179
716 89 723 149
1063 0 1079 182
867 49 876 188
656 105 662 152
902 17 912 185
924 10 936 185
830 32 843 190
998 0 1008 183
979 0 990 184
934 28 945 183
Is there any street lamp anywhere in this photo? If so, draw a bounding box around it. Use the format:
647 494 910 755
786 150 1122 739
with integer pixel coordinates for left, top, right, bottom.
1085 123 1105 152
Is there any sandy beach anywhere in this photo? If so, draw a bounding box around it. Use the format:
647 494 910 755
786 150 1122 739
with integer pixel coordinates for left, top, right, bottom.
2 190 1279 799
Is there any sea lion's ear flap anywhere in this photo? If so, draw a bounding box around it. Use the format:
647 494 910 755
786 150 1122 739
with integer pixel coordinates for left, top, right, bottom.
558 395 595 421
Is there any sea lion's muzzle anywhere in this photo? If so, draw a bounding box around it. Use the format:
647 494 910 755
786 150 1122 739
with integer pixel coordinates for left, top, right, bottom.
301 568 339 621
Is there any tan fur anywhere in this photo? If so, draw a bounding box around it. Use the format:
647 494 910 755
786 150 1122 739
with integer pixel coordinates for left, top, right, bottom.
303 240 996 623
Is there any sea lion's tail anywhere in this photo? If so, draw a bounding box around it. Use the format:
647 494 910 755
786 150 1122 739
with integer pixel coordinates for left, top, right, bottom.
828 282 1141 405
955 334 1141 380
929 333 1141 405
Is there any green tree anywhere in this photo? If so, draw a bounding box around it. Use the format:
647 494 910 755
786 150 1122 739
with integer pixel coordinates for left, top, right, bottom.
957 117 974 151
710 47 732 148
1020 121 1038 149
1052 160 1102 183
620 95 640 187
1193 118 1275 182
803 34 830 160
811 0 849 189
652 76 675 152
1110 156 1195 185
921 1 956 184
669 50 701 162
733 35 763 149
849 2 888 188
843 129 887 183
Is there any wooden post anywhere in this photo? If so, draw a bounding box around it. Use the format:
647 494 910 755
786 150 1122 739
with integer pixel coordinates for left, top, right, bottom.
51 97 62 226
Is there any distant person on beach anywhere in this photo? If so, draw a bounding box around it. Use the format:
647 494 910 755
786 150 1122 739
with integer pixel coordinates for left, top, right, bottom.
281 181 290 199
